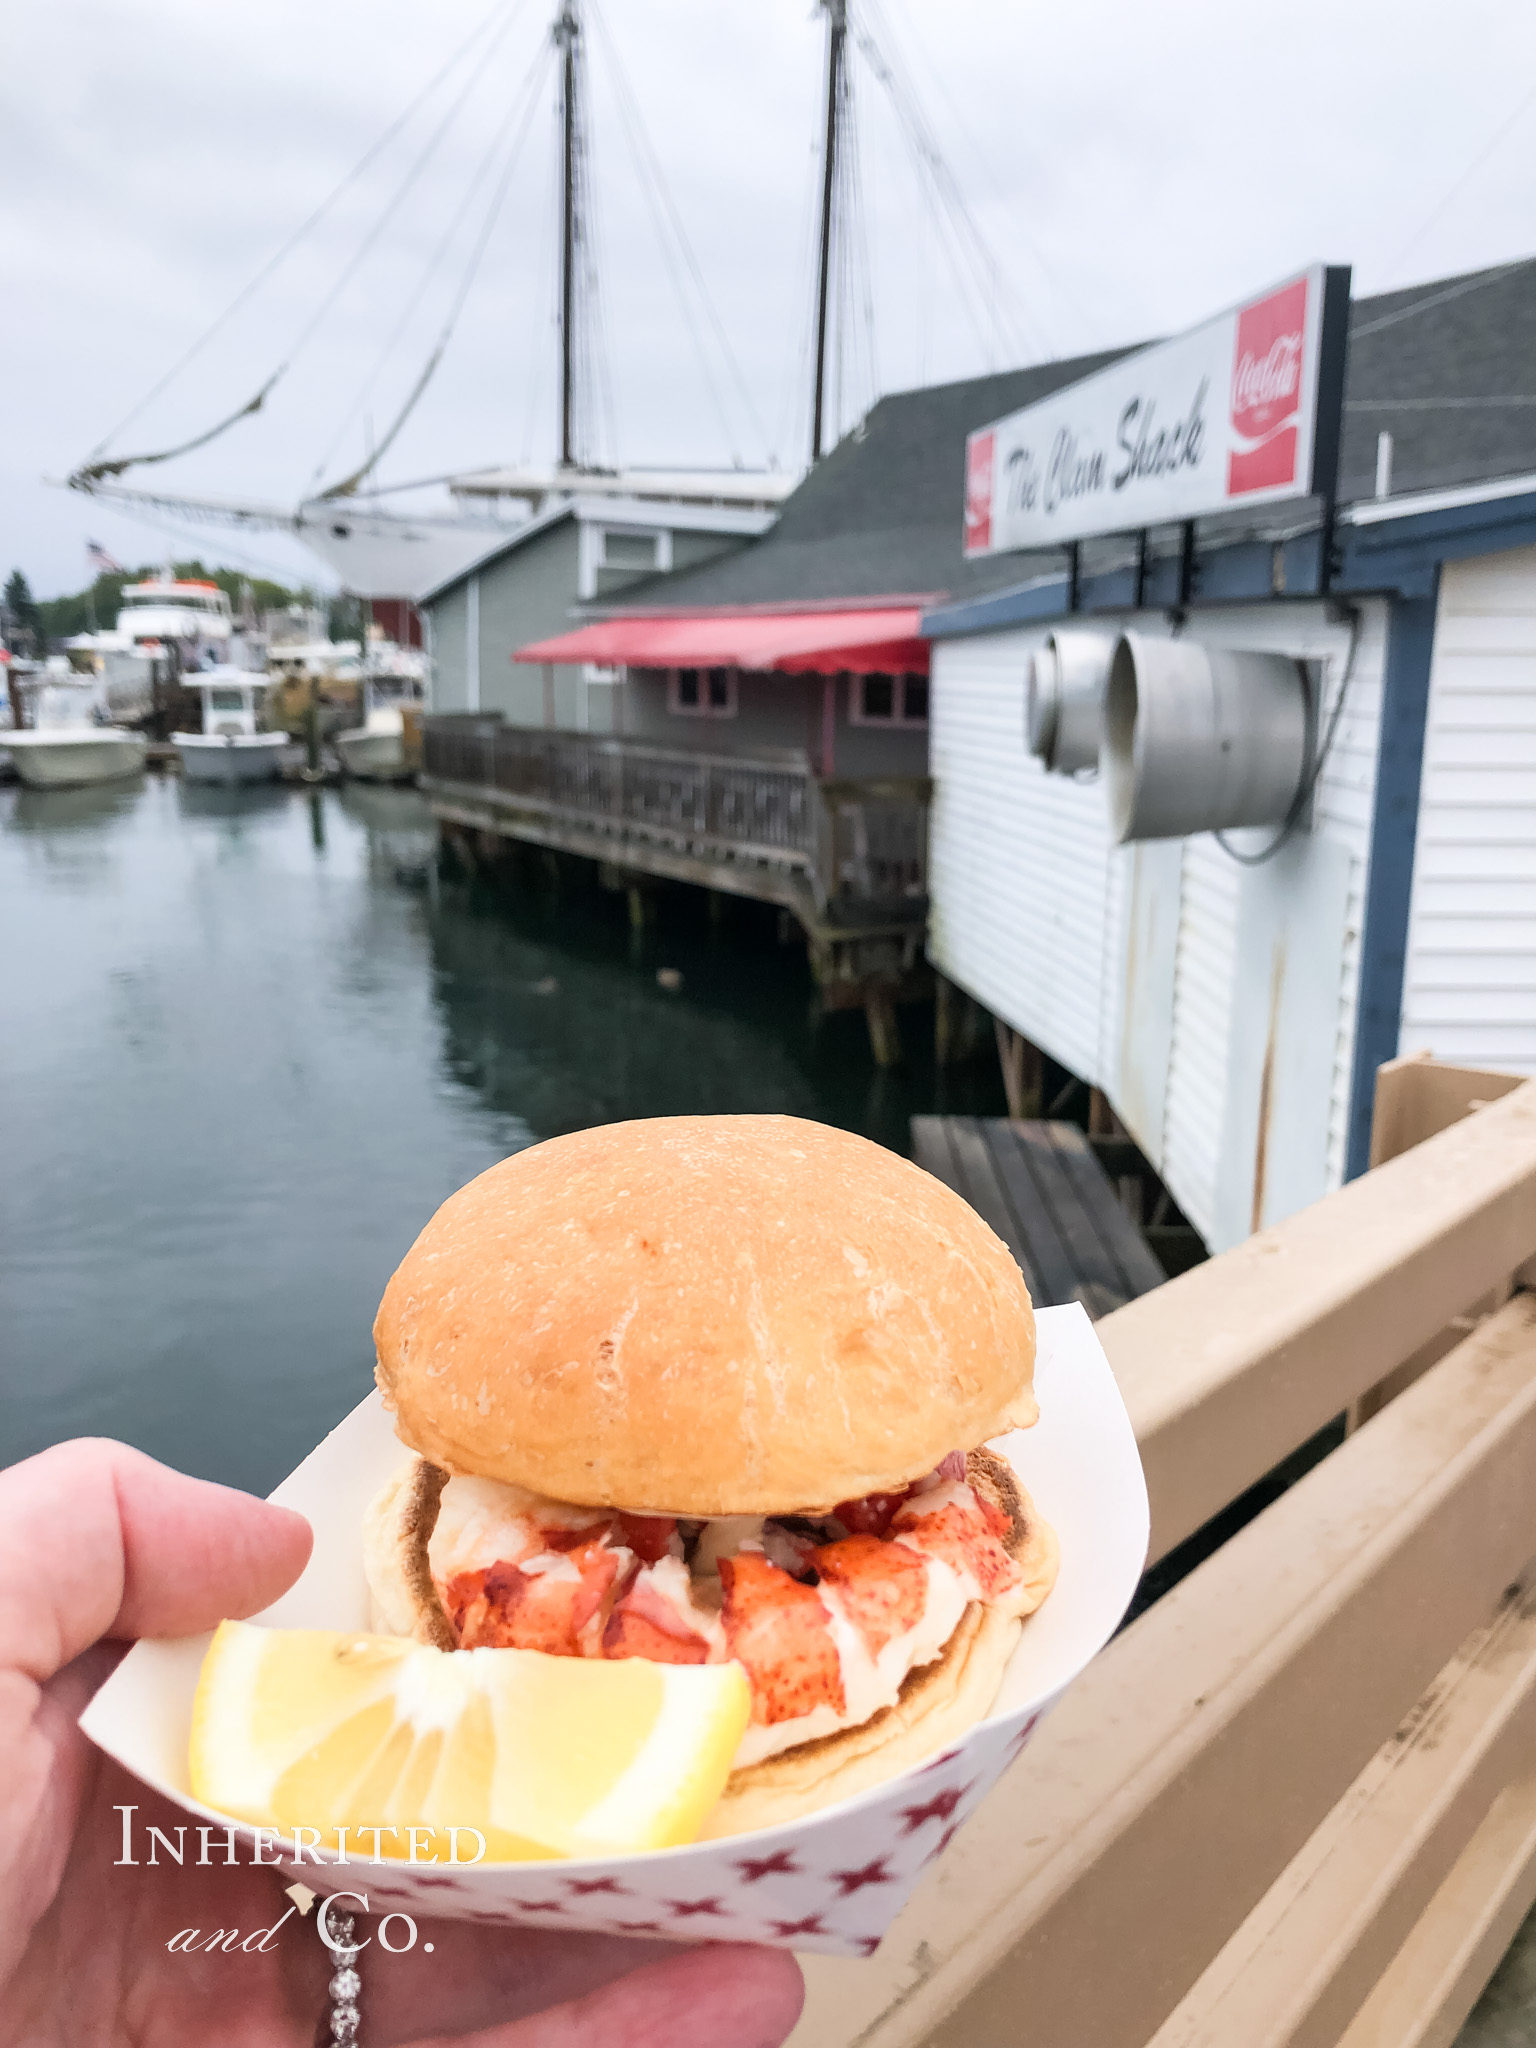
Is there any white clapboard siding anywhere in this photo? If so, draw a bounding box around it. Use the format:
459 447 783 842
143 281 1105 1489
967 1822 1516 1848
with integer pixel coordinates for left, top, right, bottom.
1192 601 1388 1202
1161 838 1241 1231
929 599 1387 1250
1402 546 1536 1072
927 626 1118 1091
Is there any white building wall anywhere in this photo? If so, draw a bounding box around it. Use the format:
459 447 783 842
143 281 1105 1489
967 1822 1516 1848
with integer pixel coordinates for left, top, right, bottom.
1400 544 1536 1071
925 628 1118 1087
1160 839 1240 1229
928 598 1388 1251
1183 601 1389 1210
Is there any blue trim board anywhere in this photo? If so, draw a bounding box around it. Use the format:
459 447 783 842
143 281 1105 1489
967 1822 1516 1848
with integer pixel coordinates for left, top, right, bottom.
1338 486 1536 598
922 487 1536 638
924 576 1072 638
1343 575 1441 1180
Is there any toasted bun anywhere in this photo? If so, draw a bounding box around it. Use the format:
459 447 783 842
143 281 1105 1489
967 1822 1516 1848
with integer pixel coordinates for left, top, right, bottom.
374 1114 1037 1515
361 1457 456 1650
362 1446 1059 1833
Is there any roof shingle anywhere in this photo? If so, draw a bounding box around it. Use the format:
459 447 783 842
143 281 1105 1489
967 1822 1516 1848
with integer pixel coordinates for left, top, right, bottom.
621 256 1536 613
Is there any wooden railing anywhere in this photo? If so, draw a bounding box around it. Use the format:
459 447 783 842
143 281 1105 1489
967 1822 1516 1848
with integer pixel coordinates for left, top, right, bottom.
423 716 929 927
815 775 930 918
791 1057 1536 2048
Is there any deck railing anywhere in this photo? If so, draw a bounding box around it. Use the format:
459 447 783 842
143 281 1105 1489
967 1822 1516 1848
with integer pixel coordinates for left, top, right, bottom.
423 716 929 926
790 1056 1536 2048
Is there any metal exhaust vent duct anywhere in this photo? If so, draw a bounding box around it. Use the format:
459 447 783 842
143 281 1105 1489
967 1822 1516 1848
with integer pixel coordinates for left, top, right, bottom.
1025 630 1116 774
1103 632 1310 843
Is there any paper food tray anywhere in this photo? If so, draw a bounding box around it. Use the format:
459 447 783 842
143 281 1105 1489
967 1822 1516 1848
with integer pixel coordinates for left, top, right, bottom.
80 1303 1148 1956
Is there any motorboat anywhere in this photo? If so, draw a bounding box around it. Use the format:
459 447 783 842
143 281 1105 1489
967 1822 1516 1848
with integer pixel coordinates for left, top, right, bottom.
333 643 426 782
63 632 156 725
115 574 234 670
3 673 147 789
172 671 287 785
4 727 148 789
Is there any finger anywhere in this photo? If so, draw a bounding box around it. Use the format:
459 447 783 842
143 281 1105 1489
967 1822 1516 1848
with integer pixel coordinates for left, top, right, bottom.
0 1439 312 1685
402 1943 805 2048
343 1920 687 2042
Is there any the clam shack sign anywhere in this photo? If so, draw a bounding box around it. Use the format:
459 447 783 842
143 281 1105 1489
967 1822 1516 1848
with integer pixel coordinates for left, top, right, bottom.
963 265 1351 558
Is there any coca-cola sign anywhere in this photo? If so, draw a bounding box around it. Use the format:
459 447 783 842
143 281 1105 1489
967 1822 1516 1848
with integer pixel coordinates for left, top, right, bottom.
1228 277 1308 495
963 264 1347 558
964 429 995 555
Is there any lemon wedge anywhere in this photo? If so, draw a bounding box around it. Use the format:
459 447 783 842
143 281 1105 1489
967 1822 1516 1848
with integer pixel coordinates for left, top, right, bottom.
189 1621 750 1861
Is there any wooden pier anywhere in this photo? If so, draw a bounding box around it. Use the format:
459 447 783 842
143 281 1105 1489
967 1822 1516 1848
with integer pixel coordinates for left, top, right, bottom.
913 1114 1168 1316
421 714 931 1039
793 1059 1536 2048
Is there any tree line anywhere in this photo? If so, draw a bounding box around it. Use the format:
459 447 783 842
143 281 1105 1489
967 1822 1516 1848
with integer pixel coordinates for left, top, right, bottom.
1 561 354 656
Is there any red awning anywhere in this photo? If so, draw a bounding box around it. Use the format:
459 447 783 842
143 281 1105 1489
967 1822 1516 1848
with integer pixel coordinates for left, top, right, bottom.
514 607 928 676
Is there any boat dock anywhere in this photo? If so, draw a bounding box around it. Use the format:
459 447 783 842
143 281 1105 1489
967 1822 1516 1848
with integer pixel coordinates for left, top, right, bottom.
912 1114 1170 1318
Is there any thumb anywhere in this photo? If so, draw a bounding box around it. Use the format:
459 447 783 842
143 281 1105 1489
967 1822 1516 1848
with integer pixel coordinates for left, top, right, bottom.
406 1943 805 2048
0 1440 312 1685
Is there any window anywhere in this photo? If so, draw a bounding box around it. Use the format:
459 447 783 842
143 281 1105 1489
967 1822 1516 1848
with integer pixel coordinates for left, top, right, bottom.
600 530 662 571
207 687 246 713
862 675 896 720
850 672 929 727
668 666 737 717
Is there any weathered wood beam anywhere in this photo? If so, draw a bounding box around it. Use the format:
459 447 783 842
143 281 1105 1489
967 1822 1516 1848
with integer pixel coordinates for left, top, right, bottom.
427 791 816 921
865 992 902 1069
1335 1769 1536 2048
788 1295 1536 2048
1101 1079 1536 1563
1146 1572 1536 2048
1369 1052 1526 1171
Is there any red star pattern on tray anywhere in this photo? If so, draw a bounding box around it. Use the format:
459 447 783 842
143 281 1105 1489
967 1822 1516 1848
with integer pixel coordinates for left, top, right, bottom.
1006 1714 1042 1761
327 1698 1047 1957
898 1784 968 1833
770 1913 828 1940
734 1848 803 1884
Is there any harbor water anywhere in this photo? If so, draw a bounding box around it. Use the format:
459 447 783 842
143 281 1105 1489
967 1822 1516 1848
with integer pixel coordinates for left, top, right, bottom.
0 774 1003 1495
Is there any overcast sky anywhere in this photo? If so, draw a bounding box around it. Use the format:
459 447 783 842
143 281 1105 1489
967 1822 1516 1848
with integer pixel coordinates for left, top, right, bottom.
4 0 1535 599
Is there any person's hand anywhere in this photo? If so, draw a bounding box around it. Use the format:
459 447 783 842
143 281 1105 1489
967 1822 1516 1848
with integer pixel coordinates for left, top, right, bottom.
0 1440 805 2046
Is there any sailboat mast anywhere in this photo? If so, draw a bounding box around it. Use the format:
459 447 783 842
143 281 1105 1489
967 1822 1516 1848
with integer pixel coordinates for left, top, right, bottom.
555 0 580 471
810 0 847 465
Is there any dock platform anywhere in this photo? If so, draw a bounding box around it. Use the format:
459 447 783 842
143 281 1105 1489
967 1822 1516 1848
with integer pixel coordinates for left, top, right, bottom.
911 1114 1168 1317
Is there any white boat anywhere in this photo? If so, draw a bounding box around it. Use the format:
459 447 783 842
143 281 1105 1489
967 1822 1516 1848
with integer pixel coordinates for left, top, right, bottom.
63 631 156 725
115 574 234 669
333 648 425 782
6 729 148 789
172 672 287 785
4 676 148 788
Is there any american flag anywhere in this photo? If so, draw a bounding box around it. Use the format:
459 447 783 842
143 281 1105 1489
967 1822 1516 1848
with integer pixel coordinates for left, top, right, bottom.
87 540 123 575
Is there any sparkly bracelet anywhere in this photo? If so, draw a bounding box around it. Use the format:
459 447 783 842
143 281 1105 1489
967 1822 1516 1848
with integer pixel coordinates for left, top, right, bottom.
323 1910 363 2044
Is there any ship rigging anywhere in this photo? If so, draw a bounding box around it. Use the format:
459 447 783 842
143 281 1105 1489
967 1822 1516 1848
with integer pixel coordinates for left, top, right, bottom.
63 0 1040 600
